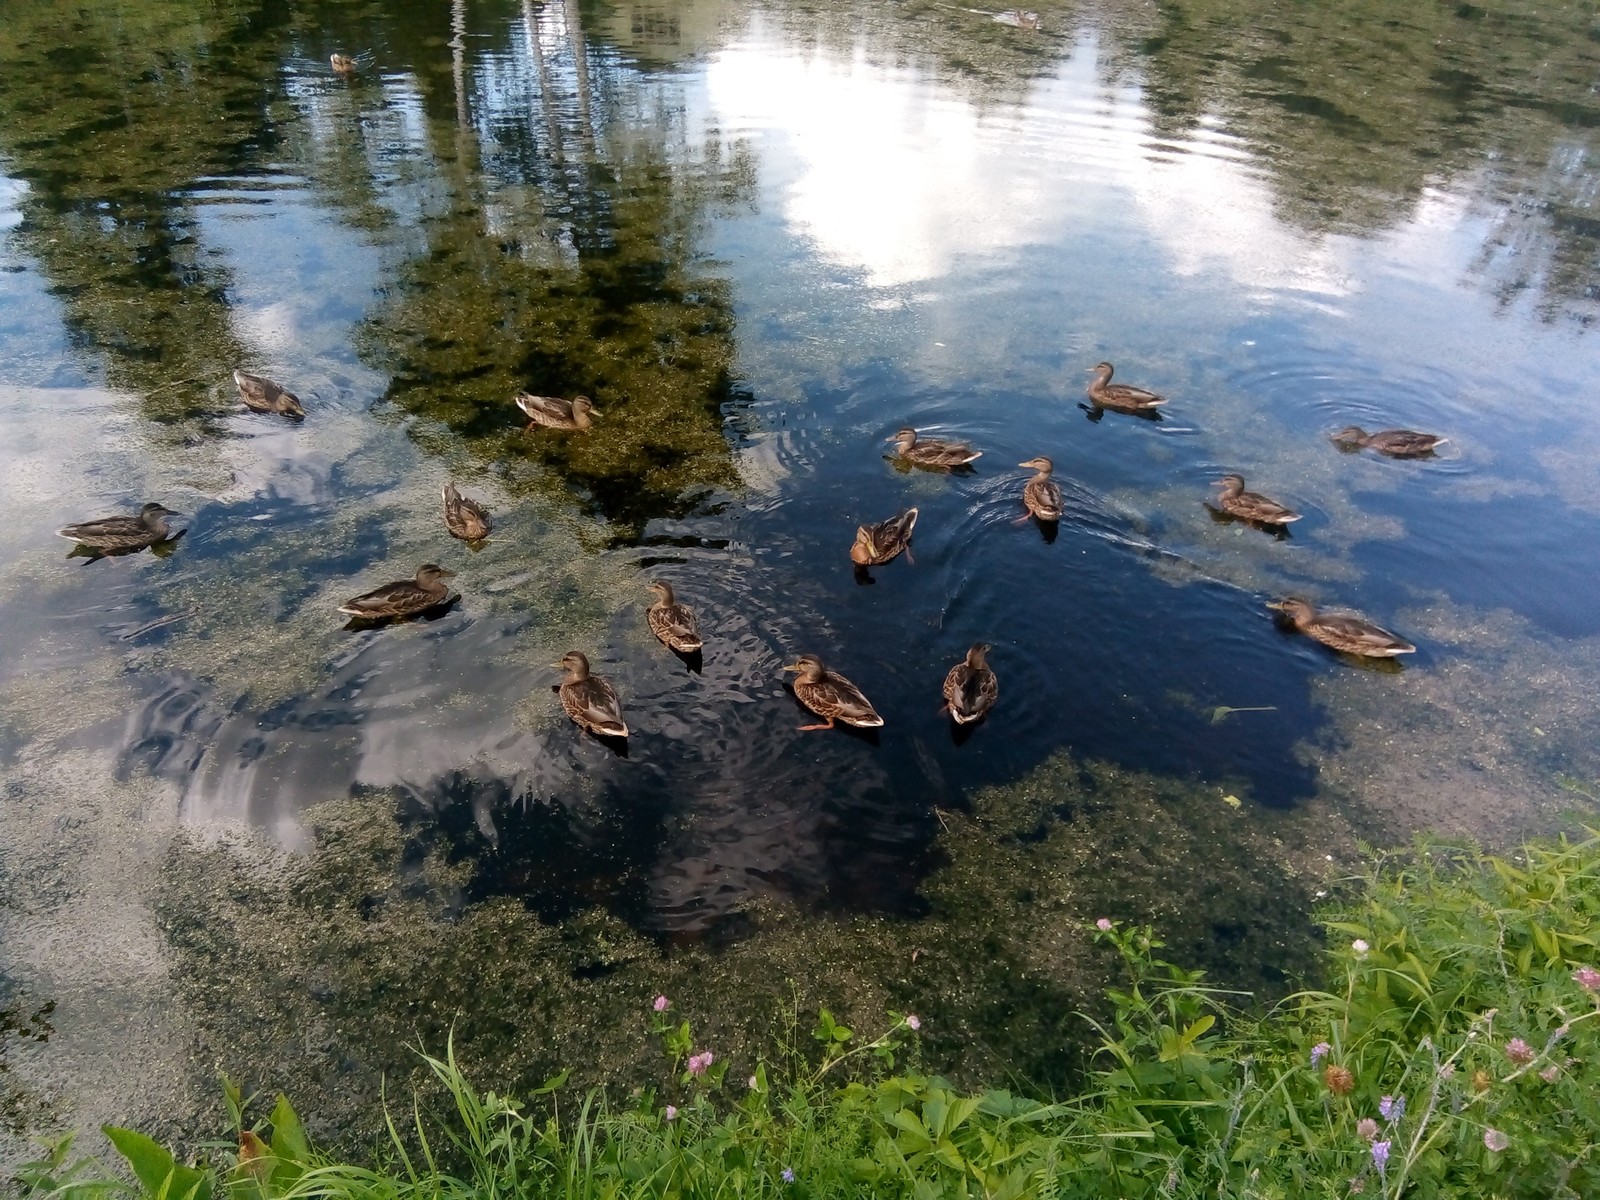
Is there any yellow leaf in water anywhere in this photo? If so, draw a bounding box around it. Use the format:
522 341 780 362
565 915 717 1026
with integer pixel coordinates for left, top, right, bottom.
1222 793 1242 809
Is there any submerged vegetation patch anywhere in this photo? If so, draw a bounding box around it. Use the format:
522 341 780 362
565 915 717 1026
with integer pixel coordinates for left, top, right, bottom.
143 753 1343 1151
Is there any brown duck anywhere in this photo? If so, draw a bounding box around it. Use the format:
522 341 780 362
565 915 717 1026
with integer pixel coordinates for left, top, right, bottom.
557 651 628 738
1019 457 1063 522
850 508 919 566
886 427 981 469
783 654 884 731
1267 597 1415 658
1213 474 1300 526
516 393 600 431
330 53 358 73
441 483 491 541
233 370 305 418
1086 362 1167 412
943 643 999 725
646 581 703 653
338 564 457 620
57 503 183 554
1332 426 1447 457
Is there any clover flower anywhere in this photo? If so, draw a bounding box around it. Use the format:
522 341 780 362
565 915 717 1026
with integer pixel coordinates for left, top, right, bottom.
1483 1128 1509 1152
1351 939 1370 959
1324 1064 1355 1095
1371 1141 1390 1173
1096 918 1113 932
748 1075 760 1089
1310 1041 1331 1067
687 1051 714 1076
1505 1037 1534 1066
1541 1064 1561 1083
1573 966 1600 992
653 995 671 1012
664 1105 678 1121
1379 1095 1404 1122
905 1014 921 1031
1356 1118 1378 1141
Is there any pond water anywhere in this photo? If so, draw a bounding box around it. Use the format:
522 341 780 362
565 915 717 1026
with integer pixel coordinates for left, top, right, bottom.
2 0 1599 1154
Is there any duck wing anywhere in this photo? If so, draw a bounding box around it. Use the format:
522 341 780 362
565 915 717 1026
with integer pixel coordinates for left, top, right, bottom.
1226 490 1300 524
1372 430 1445 457
858 508 918 563
57 515 148 543
1023 478 1063 521
561 677 629 736
1310 613 1415 656
648 602 703 652
442 486 491 539
515 393 574 425
1098 383 1166 409
338 580 450 617
799 672 884 727
944 664 998 723
234 371 301 415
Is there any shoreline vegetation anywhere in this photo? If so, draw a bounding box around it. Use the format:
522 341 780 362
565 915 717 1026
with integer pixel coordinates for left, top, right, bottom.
17 831 1600 1199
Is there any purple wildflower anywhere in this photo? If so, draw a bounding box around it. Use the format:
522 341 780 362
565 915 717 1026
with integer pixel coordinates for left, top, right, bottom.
1379 1095 1404 1122
1310 1041 1331 1067
1541 1064 1561 1083
1483 1128 1509 1152
1505 1038 1534 1066
687 1051 713 1076
905 1014 921 1031
782 1168 796 1183
664 1105 678 1121
1371 1141 1390 1173
1096 918 1113 932
653 995 670 1012
1356 1118 1378 1141
1573 966 1600 992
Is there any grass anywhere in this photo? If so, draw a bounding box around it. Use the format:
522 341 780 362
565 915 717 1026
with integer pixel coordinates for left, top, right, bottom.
14 832 1600 1199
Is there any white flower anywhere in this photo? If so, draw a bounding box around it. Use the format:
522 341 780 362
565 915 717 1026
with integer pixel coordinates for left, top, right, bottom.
1351 939 1370 959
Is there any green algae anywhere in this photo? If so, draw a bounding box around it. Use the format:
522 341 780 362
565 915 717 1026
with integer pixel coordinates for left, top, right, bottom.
148 750 1349 1151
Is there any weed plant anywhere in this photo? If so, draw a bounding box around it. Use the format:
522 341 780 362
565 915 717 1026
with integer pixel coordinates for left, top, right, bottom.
15 834 1600 1199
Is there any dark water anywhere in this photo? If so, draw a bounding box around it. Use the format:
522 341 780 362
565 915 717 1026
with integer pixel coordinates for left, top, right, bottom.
1 0 1599 943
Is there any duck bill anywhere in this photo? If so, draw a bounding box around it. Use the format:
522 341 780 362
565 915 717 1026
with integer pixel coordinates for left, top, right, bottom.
780 662 802 673
1264 600 1287 611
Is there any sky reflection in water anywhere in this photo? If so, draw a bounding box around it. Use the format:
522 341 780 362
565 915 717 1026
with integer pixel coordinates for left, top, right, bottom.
0 0 1598 937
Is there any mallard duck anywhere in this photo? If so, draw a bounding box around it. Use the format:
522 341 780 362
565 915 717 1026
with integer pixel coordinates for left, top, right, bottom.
330 53 358 73
1018 457 1063 521
886 427 981 469
338 564 457 620
557 651 629 738
646 581 702 653
1213 474 1300 526
850 507 919 566
1267 597 1415 657
1086 362 1167 411
943 643 999 724
442 483 491 541
57 503 183 553
515 393 600 431
782 654 883 731
233 370 305 418
1332 426 1447 457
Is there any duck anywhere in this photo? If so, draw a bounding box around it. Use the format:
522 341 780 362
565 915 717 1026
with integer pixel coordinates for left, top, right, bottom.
338 564 457 620
1267 597 1415 658
1018 457 1063 522
850 508 919 566
1086 362 1167 411
515 393 600 432
233 370 305 418
330 53 358 73
646 581 703 653
783 654 884 731
1331 426 1447 458
441 483 492 541
57 503 183 554
557 651 629 738
1213 474 1301 526
886 427 981 469
943 643 999 724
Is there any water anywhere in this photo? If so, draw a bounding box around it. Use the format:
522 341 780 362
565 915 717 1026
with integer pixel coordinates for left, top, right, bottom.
3 0 1600 1149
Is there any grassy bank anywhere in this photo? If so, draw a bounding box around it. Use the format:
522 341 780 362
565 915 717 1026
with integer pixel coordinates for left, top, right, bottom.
16 831 1600 1198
